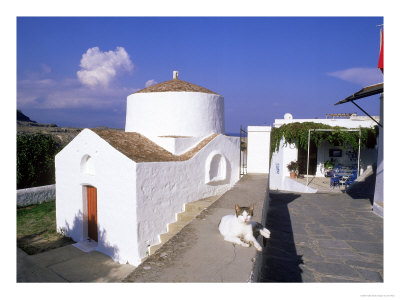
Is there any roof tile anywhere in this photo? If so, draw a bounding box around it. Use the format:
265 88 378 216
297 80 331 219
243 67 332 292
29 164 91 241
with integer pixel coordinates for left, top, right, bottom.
92 129 217 162
134 79 219 95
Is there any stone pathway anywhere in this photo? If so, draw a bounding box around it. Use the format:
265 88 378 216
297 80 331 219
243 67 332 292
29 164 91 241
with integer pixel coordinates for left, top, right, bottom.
17 245 135 282
294 176 344 193
256 191 383 282
123 174 269 282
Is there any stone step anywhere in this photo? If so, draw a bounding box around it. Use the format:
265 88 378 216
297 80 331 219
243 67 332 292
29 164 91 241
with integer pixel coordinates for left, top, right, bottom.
159 232 175 244
167 221 187 232
177 211 198 222
184 196 219 212
148 195 221 256
184 202 205 213
149 243 163 255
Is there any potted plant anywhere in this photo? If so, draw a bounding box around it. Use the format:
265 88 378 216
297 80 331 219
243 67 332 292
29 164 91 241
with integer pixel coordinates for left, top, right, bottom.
287 161 299 179
324 160 335 177
324 160 335 170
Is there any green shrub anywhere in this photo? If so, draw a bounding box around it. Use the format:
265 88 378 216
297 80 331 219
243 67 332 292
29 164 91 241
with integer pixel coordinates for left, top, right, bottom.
17 134 61 189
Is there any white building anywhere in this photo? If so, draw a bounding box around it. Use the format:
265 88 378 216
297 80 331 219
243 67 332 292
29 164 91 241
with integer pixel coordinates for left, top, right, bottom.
247 113 378 193
333 83 383 216
56 72 240 266
246 126 271 174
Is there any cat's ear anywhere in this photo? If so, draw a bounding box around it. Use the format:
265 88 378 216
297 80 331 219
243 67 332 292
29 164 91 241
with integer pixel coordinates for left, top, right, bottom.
234 204 240 216
249 204 254 212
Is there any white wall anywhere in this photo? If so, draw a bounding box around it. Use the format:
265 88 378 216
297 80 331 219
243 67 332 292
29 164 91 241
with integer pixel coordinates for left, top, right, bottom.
274 115 378 129
247 126 271 173
55 129 141 265
125 92 225 137
17 184 55 207
269 138 298 190
269 139 317 193
146 135 205 155
56 130 240 265
135 135 240 259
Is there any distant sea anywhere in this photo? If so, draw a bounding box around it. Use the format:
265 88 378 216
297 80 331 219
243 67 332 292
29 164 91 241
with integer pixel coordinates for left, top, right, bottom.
226 132 243 137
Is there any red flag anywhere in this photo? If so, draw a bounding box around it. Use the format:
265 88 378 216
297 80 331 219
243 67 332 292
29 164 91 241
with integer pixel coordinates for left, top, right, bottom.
378 29 384 73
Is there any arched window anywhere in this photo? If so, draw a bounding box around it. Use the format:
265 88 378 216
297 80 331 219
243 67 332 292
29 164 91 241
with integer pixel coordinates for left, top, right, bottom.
205 151 227 184
80 154 95 175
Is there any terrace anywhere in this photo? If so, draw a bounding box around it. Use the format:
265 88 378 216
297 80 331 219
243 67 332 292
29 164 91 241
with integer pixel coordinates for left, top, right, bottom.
293 164 376 199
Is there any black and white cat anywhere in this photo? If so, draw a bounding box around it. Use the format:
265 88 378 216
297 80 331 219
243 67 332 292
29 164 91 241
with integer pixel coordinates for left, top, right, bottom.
218 204 270 251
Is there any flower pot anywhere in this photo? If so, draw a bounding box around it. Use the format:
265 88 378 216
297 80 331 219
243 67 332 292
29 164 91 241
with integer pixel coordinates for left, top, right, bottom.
290 172 296 179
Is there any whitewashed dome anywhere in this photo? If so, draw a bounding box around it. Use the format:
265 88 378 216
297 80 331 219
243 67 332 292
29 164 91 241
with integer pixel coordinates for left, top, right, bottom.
125 71 225 137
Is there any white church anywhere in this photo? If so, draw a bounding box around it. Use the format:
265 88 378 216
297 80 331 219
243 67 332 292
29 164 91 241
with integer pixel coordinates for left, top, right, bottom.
55 71 240 266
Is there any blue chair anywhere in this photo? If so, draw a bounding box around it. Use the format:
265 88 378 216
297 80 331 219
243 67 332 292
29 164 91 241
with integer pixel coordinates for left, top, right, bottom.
330 176 340 189
333 165 342 176
344 171 358 189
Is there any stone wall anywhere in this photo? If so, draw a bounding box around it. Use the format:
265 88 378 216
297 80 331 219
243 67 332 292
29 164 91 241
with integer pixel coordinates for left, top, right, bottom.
17 184 55 207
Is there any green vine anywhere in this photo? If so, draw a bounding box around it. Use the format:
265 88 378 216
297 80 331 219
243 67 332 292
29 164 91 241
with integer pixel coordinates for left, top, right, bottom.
270 122 378 158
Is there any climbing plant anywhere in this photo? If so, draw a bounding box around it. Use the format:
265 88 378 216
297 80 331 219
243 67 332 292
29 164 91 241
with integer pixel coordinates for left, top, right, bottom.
270 122 379 155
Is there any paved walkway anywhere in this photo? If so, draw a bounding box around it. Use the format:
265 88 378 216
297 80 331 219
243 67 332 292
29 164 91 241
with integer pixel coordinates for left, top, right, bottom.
17 244 135 282
255 190 383 282
123 174 269 282
17 173 383 283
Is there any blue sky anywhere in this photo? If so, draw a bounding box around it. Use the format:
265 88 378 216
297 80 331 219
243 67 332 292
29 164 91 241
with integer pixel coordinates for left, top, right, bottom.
17 17 383 133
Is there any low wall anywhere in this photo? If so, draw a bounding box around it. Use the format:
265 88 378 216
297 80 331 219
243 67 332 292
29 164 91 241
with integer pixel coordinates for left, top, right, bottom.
17 184 55 207
281 177 317 193
252 176 271 282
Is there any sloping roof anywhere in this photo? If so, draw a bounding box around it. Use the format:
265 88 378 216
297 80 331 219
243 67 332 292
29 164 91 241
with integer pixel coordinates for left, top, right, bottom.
335 83 383 105
134 79 219 95
92 129 218 162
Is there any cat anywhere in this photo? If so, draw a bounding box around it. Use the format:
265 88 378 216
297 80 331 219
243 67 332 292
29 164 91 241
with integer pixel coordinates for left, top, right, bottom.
218 204 270 251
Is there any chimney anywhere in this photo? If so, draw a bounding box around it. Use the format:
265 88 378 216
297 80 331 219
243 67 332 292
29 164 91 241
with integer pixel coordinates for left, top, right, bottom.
173 70 179 80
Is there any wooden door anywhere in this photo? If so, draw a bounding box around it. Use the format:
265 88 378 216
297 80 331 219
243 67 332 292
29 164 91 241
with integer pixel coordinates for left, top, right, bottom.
87 186 98 242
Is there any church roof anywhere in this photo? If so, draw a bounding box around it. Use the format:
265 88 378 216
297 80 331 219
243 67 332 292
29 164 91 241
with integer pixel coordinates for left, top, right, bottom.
134 79 219 95
92 129 218 162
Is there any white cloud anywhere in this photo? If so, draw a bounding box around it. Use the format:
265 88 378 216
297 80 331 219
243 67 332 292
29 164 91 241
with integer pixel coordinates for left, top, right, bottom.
145 79 157 87
40 64 52 74
18 47 138 111
17 77 134 109
77 47 133 88
327 67 383 86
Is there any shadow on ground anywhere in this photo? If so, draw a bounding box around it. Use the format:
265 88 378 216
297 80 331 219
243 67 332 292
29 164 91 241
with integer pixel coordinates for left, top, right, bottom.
17 231 74 255
345 165 376 205
17 210 127 282
257 192 304 282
